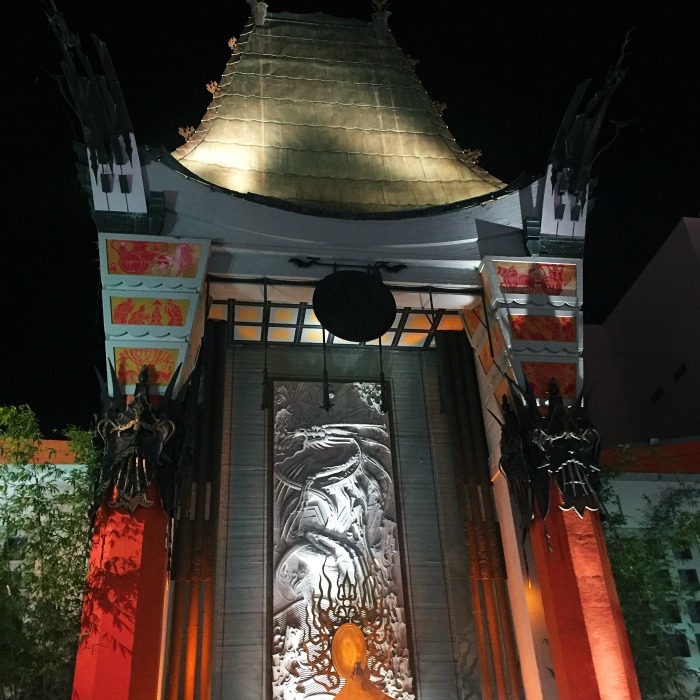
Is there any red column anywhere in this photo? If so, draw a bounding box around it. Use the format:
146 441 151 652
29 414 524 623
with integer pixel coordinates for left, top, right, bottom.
72 483 168 700
531 485 641 700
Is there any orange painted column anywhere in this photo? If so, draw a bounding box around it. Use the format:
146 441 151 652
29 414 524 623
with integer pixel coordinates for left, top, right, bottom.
72 483 169 700
531 485 641 700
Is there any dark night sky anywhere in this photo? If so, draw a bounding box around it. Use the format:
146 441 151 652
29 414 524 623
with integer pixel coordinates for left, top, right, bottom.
3 1 699 433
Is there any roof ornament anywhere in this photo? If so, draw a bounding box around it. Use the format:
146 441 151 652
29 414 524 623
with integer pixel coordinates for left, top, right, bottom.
371 0 392 39
370 0 391 12
44 1 152 223
432 101 447 117
44 0 134 174
462 149 482 165
548 33 631 214
178 126 196 141
247 0 268 26
532 31 632 255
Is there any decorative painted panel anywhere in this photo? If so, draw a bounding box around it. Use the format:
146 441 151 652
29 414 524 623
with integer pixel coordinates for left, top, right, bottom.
110 297 190 326
509 314 576 343
108 343 181 392
98 233 210 292
493 261 577 297
520 361 577 399
99 234 209 398
477 320 505 375
106 238 201 278
272 381 414 699
462 300 484 338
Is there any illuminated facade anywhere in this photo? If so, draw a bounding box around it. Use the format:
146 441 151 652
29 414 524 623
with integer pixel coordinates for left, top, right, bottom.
50 4 643 699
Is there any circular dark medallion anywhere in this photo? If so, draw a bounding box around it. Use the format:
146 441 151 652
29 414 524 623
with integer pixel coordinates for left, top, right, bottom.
312 270 396 342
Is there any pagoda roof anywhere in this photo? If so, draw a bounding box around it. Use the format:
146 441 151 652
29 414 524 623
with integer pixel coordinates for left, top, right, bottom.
171 10 503 213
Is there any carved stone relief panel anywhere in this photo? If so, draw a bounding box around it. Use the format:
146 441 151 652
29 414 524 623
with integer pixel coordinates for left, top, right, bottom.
271 380 415 700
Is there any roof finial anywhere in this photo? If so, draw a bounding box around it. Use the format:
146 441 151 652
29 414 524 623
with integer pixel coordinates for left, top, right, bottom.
371 0 392 38
247 0 268 26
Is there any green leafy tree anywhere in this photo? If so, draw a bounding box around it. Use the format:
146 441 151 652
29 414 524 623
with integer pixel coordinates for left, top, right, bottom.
602 457 700 699
0 405 99 700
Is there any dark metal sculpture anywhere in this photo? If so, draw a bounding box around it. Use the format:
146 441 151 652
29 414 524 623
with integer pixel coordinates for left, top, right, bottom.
495 378 602 530
44 0 134 180
44 1 164 234
44 0 134 177
547 32 631 220
96 364 179 513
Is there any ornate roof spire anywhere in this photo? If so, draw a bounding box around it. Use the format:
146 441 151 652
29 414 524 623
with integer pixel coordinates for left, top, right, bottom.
247 0 268 26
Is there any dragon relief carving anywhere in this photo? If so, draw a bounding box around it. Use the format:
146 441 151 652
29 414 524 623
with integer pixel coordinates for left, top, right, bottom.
271 381 414 699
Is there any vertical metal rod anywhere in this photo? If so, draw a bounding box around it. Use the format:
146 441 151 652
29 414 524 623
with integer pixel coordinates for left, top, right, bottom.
379 336 389 413
321 326 331 412
261 279 269 409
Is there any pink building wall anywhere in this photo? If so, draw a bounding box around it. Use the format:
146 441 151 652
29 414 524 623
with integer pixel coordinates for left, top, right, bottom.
584 217 700 444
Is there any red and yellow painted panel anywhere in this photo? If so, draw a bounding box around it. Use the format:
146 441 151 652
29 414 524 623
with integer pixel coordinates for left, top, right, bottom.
492 376 512 419
509 314 576 342
106 239 202 278
477 319 505 374
110 297 189 326
520 361 577 399
437 314 464 331
462 300 484 338
494 262 577 296
113 347 179 387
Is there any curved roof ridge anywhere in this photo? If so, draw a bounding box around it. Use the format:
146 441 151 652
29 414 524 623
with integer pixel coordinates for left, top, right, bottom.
191 115 453 139
180 135 488 170
226 50 418 74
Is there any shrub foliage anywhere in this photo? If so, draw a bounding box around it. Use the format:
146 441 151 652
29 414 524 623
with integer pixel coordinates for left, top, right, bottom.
602 455 700 699
0 405 99 700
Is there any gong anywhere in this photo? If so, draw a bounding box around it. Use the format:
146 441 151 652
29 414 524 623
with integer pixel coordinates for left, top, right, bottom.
312 270 396 342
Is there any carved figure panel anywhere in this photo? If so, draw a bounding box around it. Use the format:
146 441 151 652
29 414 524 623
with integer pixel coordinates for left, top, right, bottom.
106 239 201 277
520 361 577 399
110 297 189 326
272 381 414 700
509 314 576 343
113 347 179 387
494 261 577 296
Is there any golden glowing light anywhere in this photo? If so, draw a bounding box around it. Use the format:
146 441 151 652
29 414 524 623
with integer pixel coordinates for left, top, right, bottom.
404 314 432 330
234 326 261 341
270 308 297 324
438 315 464 331
269 327 295 342
300 328 323 343
332 623 392 700
332 623 367 679
236 306 262 322
398 332 427 347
